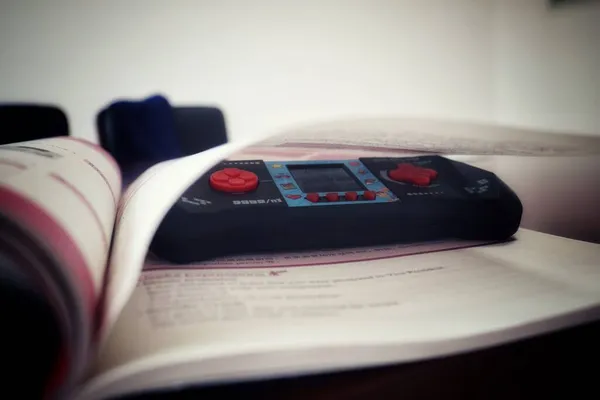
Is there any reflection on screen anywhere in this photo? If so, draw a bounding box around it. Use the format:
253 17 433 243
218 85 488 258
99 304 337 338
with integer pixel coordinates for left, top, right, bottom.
289 165 364 193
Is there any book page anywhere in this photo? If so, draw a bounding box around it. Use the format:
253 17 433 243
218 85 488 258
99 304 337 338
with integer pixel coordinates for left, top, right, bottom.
0 137 121 302
260 117 600 156
102 133 276 335
78 229 600 400
0 137 122 395
83 119 598 395
101 118 600 334
101 132 440 333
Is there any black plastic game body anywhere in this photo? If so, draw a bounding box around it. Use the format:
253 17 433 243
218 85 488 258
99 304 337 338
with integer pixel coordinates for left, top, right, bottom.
151 156 523 263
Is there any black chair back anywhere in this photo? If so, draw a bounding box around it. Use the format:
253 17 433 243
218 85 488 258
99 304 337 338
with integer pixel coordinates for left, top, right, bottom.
0 104 69 145
172 107 228 156
96 105 228 159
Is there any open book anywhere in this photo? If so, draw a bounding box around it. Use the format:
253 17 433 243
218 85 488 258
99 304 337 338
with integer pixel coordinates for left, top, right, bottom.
1 119 599 399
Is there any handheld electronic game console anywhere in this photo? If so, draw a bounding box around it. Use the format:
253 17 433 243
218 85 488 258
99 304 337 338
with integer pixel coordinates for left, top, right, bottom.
151 156 522 263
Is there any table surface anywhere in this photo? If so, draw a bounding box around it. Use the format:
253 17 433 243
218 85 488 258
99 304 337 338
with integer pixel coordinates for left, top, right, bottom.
123 320 600 400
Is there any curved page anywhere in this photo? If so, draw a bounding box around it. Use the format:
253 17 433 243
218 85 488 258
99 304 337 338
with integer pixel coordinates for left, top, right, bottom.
0 137 122 393
82 119 600 399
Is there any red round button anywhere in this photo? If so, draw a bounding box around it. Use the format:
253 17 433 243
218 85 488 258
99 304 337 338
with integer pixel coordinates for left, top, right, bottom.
306 193 320 203
363 190 376 200
345 191 358 201
209 168 259 193
325 193 339 202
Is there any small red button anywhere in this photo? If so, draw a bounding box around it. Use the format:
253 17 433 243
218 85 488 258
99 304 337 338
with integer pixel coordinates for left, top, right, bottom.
345 191 358 201
210 168 259 193
363 191 376 200
306 193 320 203
325 193 339 202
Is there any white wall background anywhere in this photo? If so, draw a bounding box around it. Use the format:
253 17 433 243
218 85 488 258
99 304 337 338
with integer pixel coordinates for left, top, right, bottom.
0 0 598 142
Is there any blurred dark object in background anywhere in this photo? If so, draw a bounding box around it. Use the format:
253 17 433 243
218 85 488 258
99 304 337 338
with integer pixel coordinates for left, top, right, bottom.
0 104 69 145
96 95 228 183
549 0 599 7
171 106 228 157
0 242 61 398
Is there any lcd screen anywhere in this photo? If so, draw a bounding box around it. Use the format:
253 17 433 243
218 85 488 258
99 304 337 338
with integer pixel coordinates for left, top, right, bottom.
288 165 364 193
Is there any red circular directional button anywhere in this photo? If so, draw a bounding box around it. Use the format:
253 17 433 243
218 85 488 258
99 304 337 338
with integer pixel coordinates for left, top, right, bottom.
211 171 229 182
345 191 358 201
306 193 320 203
325 193 339 202
223 168 241 177
229 178 245 186
210 168 259 193
420 168 438 179
363 190 376 200
239 171 256 180
411 175 431 186
388 163 437 186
